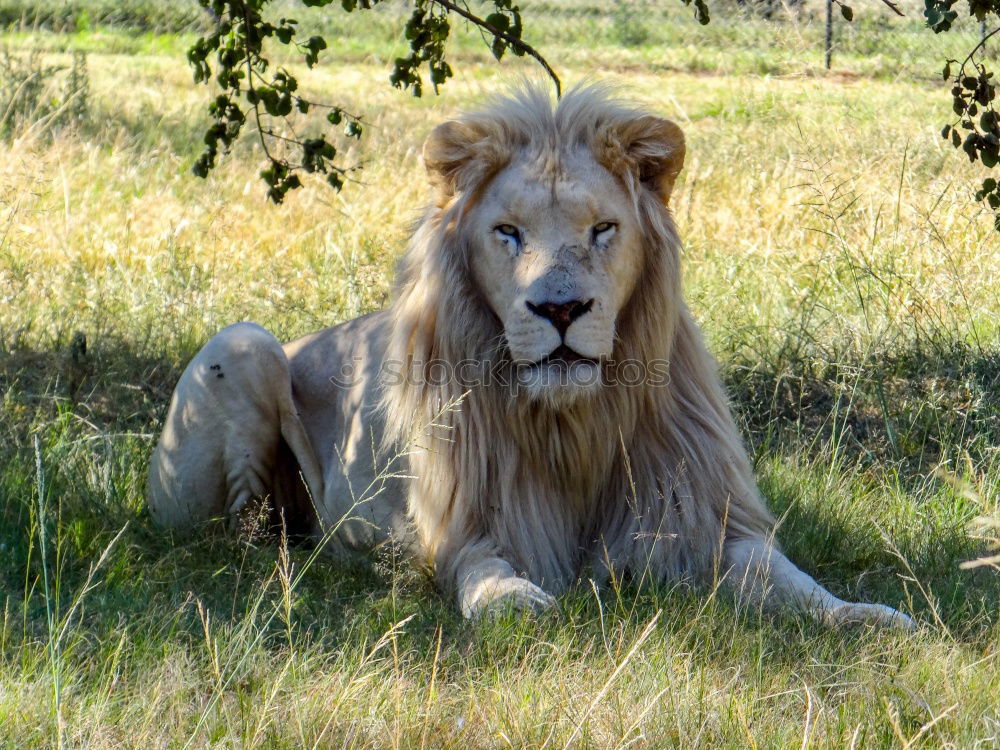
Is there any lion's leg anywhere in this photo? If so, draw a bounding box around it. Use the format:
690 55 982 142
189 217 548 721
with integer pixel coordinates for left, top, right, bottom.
722 538 914 629
148 323 323 532
451 541 556 619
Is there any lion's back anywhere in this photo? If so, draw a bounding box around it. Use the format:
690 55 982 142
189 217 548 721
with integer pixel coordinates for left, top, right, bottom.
284 310 411 550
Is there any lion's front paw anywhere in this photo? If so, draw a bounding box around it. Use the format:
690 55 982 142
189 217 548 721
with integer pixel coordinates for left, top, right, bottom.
824 601 915 631
462 576 556 619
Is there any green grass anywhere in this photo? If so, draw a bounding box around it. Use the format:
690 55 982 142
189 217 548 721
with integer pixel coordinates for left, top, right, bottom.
1 2 1000 746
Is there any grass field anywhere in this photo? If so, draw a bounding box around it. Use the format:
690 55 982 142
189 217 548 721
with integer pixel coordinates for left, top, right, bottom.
1 0 1000 746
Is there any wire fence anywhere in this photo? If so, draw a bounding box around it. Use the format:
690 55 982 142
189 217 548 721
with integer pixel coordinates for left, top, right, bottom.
506 0 995 75
0 0 994 79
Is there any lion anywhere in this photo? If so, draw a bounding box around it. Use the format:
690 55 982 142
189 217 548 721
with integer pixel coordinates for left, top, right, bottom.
148 83 913 628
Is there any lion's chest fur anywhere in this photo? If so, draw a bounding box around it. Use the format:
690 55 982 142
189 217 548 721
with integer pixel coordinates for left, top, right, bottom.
407 386 669 589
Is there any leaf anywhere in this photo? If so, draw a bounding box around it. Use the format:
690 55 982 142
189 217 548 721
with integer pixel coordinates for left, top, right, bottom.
694 0 710 24
840 4 854 21
963 132 980 162
485 12 510 31
276 93 293 117
491 37 506 61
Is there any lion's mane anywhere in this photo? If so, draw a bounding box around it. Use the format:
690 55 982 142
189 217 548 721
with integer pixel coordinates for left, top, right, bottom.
382 84 773 596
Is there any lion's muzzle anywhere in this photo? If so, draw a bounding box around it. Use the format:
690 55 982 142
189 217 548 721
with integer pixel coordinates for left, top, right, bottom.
525 298 594 338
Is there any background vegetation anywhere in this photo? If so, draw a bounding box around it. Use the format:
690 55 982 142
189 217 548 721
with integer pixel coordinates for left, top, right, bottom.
1 0 999 746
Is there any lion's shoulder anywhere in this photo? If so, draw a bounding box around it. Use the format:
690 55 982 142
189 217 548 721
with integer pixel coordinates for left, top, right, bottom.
283 309 391 402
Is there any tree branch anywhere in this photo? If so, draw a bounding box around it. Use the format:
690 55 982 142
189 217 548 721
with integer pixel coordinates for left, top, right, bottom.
960 24 1000 69
428 0 561 97
240 4 276 165
878 0 905 18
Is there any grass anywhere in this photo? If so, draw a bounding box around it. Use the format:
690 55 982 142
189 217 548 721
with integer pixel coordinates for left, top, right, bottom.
1 1 1000 746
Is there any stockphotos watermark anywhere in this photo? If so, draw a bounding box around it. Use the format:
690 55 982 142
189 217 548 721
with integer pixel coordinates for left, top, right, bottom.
330 357 672 389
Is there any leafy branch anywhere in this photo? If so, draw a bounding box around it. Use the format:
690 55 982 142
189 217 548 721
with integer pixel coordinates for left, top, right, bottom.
187 0 560 202
934 12 1000 228
839 0 1000 228
427 0 560 96
188 0 1000 227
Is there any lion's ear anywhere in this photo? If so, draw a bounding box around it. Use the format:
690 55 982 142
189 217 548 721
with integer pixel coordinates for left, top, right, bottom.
600 115 686 204
422 120 507 206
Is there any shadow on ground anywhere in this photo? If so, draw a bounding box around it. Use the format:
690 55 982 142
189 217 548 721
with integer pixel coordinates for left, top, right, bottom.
1 333 998 669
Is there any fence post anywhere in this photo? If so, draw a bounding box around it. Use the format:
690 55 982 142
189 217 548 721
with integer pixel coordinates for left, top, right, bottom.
825 0 833 70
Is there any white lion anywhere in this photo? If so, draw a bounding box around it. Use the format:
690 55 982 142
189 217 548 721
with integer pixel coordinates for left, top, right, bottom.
148 83 913 628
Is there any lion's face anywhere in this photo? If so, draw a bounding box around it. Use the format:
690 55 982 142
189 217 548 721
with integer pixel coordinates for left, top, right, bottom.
421 87 686 405
465 149 643 402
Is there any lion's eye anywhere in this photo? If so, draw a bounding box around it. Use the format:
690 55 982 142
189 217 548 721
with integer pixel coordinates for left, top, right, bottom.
592 222 617 244
494 224 522 251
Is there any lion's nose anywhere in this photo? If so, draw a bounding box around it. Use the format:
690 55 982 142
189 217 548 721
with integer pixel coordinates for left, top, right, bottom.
525 298 594 338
